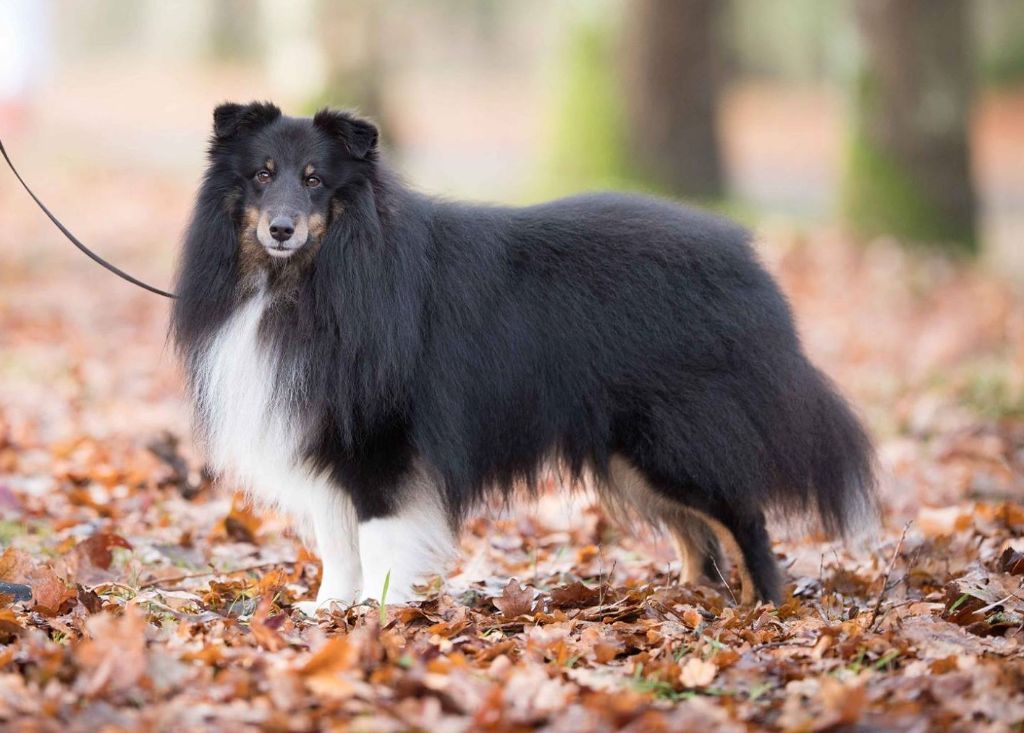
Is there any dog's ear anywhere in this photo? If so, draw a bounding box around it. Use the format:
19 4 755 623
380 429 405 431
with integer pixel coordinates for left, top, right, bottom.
212 101 281 141
313 109 379 160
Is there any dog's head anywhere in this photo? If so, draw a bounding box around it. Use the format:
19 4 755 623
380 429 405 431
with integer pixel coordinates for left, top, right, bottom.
209 101 378 264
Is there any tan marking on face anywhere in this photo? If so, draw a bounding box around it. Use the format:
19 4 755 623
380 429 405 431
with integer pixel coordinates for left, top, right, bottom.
265 159 275 173
237 205 265 280
308 212 326 240
304 163 315 177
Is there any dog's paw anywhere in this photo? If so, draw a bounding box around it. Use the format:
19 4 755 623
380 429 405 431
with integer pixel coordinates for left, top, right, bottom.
292 600 320 618
292 598 349 618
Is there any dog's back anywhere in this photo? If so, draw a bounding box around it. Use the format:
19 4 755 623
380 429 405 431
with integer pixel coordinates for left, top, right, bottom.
411 192 876 602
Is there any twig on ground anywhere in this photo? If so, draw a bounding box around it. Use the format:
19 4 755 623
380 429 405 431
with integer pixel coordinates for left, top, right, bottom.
708 555 738 605
138 561 296 590
868 521 912 630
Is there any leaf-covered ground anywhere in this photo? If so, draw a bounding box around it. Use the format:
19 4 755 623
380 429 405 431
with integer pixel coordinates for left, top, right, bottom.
0 216 1022 731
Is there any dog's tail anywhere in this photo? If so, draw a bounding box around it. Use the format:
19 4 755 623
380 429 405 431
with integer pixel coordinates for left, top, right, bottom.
782 365 878 538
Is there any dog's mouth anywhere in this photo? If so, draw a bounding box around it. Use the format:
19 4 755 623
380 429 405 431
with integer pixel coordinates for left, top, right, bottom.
264 243 302 259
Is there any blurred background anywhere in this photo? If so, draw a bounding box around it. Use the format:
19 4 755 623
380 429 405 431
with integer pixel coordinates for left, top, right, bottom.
2 0 1023 259
1 0 1022 513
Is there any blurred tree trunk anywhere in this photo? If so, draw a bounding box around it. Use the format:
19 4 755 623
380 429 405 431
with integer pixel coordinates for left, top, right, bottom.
208 0 258 61
844 0 978 253
316 1 394 146
621 0 725 200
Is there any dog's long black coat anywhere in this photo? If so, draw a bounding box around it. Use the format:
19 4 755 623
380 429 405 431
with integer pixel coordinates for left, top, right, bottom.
173 106 875 603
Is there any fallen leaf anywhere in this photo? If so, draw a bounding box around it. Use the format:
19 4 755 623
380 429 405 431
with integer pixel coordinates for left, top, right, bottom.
0 547 35 583
74 532 133 570
298 635 361 698
820 676 867 727
918 505 972 537
493 579 535 618
75 606 149 697
250 597 287 651
216 492 262 543
549 581 603 609
997 547 1024 576
30 566 75 617
679 657 717 688
0 608 24 643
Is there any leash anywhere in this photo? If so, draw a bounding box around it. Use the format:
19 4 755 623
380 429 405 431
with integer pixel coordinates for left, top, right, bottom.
0 136 176 299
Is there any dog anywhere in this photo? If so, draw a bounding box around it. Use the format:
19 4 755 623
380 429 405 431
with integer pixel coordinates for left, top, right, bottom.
171 101 876 612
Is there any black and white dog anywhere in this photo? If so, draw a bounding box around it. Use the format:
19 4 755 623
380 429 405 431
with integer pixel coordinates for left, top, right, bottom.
172 102 876 611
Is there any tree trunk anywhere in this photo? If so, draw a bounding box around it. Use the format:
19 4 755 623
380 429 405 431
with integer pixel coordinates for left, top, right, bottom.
621 0 725 200
845 0 978 253
316 1 392 145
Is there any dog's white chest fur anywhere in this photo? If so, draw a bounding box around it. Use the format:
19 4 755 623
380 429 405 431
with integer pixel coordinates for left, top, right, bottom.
195 292 316 528
193 290 454 606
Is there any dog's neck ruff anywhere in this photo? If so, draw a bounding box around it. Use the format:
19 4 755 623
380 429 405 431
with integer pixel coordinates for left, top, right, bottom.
193 290 318 528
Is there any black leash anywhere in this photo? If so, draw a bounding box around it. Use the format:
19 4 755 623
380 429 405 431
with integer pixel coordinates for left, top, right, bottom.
0 136 176 299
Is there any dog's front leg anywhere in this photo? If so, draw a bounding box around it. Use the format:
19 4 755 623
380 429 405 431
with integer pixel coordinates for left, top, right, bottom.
358 476 455 605
295 489 362 616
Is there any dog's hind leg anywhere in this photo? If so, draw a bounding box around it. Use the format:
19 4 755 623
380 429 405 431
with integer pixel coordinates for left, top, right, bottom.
604 456 723 588
666 510 725 585
607 455 780 604
686 505 781 605
358 465 456 604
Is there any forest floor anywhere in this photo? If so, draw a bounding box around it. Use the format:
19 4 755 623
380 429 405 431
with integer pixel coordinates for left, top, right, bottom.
0 194 1022 732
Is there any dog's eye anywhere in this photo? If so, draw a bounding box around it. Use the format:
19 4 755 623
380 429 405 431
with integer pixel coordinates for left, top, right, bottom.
304 175 322 189
255 169 272 183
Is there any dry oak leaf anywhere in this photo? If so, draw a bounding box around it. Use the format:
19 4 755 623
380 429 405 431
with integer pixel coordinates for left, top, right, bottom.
0 608 24 643
679 657 718 688
1 544 76 614
998 547 1024 576
298 634 361 698
681 607 705 629
216 492 263 544
74 532 133 570
30 565 76 617
579 626 624 664
75 606 149 698
818 676 868 728
250 596 287 652
0 547 35 583
549 581 604 609
493 579 535 618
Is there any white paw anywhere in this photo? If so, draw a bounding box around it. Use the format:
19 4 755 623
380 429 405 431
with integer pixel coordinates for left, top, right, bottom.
293 597 351 618
365 583 414 605
363 574 445 605
292 600 320 618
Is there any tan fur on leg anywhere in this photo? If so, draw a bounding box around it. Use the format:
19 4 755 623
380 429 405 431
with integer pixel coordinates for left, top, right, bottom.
603 455 756 603
667 511 712 584
685 509 756 605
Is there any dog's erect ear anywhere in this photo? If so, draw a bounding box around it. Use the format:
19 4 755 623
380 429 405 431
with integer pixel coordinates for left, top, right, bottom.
313 109 379 160
212 101 281 141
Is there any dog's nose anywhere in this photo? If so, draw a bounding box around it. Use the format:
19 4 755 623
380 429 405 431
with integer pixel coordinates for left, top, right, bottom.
269 216 295 242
